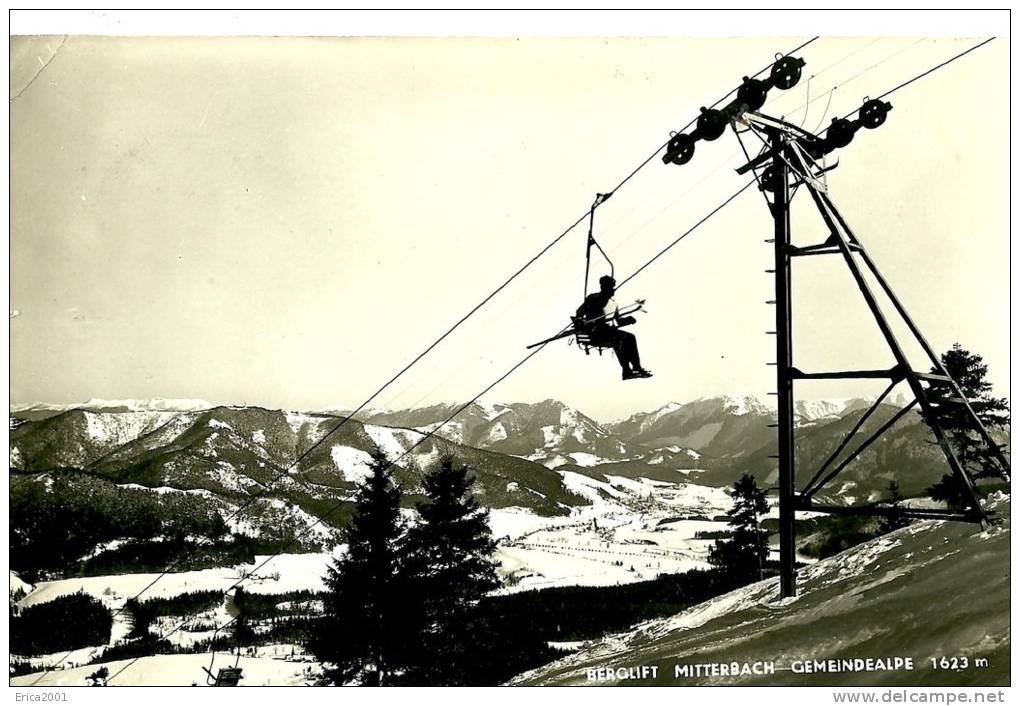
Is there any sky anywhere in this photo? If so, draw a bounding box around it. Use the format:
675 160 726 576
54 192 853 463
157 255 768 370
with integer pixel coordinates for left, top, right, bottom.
9 33 1010 421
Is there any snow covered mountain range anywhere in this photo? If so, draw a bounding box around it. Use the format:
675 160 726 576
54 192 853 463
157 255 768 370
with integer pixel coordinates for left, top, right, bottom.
12 394 1001 501
353 395 996 502
10 394 1007 578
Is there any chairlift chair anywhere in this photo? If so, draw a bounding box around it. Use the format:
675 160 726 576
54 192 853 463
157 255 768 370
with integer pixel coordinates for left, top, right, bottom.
203 665 244 687
202 598 244 686
570 316 610 356
525 192 647 353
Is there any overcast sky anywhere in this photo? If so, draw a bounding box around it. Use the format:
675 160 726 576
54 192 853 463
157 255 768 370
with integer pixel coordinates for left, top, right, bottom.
9 35 1009 420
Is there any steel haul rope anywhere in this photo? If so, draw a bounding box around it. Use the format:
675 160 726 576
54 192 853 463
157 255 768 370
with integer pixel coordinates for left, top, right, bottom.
104 174 761 685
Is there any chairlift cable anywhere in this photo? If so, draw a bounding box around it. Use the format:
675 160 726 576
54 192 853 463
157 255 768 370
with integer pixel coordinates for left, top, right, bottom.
198 38 821 476
105 174 761 685
174 36 1000 684
824 37 991 133
874 37 994 103
617 180 757 290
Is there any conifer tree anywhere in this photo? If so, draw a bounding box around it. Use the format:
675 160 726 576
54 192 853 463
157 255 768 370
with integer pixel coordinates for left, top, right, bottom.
923 344 1009 509
708 474 770 581
926 474 971 513
312 448 407 685
879 480 910 533
399 456 500 685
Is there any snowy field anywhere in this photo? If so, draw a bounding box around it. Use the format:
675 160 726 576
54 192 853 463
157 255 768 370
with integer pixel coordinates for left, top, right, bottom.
10 652 319 687
11 552 340 675
16 476 734 611
17 552 339 611
492 474 737 592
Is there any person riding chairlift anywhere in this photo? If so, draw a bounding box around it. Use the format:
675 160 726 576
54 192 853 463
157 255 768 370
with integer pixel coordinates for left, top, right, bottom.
576 275 652 380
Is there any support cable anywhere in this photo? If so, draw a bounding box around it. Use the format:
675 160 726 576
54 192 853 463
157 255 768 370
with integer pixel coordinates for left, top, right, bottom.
826 37 993 132
875 38 994 104
617 179 757 289
104 177 758 686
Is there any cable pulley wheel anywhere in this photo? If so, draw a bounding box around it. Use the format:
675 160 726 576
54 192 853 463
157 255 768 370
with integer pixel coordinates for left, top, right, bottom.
696 107 728 141
736 76 769 112
825 117 857 150
664 133 696 165
770 55 806 90
859 98 893 129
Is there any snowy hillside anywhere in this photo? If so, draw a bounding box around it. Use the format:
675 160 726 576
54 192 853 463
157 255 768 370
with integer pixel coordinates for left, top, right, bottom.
10 406 585 522
363 399 637 469
794 398 871 425
11 468 738 685
512 495 1010 686
10 399 214 422
9 551 334 682
606 395 776 460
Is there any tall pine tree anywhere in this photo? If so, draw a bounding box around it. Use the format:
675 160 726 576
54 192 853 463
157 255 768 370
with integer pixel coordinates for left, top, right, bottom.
399 456 500 685
312 448 407 685
708 474 770 582
923 343 1009 510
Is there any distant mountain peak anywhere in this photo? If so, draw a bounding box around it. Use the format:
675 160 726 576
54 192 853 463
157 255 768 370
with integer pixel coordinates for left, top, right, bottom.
689 394 772 417
11 398 214 413
655 401 683 414
474 399 511 421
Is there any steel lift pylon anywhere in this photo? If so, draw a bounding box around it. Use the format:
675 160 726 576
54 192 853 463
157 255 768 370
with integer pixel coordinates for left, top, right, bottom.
735 110 1011 597
657 47 1009 598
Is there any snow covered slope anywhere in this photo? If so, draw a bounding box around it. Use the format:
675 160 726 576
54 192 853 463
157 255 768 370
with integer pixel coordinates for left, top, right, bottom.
10 406 585 520
607 395 776 461
512 495 1010 687
363 399 637 468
